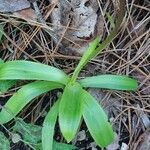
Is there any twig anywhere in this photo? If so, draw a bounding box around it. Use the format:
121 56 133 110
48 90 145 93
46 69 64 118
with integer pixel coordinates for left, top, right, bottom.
32 1 59 43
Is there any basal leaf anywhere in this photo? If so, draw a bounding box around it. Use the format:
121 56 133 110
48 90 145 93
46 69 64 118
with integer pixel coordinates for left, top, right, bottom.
0 131 10 150
0 80 16 94
42 100 59 150
0 58 4 64
0 81 63 124
71 0 125 83
0 60 16 93
53 141 76 150
79 75 138 91
82 90 114 148
59 83 83 142
34 141 76 150
0 60 69 85
71 37 99 82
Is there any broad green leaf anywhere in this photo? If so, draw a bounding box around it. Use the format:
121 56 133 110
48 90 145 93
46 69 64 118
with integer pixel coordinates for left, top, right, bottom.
0 80 16 94
34 141 76 150
71 37 99 82
0 60 16 93
59 83 83 142
42 100 59 150
82 90 114 148
79 75 138 91
53 141 76 150
0 58 4 64
0 60 69 85
0 131 10 150
0 81 63 124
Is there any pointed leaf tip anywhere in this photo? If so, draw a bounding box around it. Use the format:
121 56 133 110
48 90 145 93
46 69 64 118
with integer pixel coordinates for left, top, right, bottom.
79 74 138 91
82 90 114 148
59 83 83 142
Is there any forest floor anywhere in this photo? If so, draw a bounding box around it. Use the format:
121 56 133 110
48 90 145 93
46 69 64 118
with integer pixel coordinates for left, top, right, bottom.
0 0 150 150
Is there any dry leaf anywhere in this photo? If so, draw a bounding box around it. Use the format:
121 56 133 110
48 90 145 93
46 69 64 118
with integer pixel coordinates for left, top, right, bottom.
13 8 37 22
0 0 30 13
51 0 104 54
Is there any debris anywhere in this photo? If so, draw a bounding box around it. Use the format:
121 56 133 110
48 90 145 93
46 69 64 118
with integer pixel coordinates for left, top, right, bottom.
137 105 150 128
87 142 97 149
120 143 129 150
76 130 86 141
13 8 37 22
11 133 21 143
106 133 120 150
51 0 103 54
137 129 150 150
0 0 30 13
132 71 150 95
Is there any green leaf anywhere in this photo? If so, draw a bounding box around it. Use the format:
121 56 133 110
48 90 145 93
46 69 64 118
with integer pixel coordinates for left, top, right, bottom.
71 0 125 83
0 60 69 85
89 0 125 61
0 80 16 94
59 83 83 142
0 131 10 150
53 141 76 150
0 58 4 64
71 37 99 83
0 60 16 93
34 141 76 150
0 81 63 124
79 74 138 91
42 100 59 150
82 90 114 148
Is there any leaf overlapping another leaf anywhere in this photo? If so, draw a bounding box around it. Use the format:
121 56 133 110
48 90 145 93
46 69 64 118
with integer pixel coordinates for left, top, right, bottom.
79 75 138 91
0 81 63 124
0 80 16 94
0 60 69 85
59 83 83 142
0 59 16 93
81 90 114 148
42 100 59 150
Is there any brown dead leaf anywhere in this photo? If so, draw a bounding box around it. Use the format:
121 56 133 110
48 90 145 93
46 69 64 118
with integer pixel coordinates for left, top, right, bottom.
0 0 30 13
13 8 37 22
51 0 104 54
